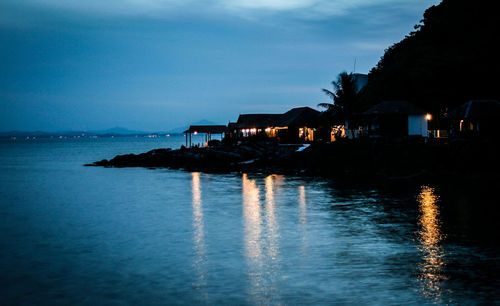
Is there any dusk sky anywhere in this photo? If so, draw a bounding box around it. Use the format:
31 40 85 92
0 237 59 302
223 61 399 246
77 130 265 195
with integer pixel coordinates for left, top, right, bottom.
1 0 439 132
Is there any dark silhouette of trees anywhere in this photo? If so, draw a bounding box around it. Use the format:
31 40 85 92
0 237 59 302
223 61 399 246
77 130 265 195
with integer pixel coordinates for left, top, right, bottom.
360 0 500 112
318 72 359 135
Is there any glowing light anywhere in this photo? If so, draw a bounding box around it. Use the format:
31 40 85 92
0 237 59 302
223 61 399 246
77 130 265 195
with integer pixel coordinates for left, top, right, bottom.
417 185 446 302
265 175 279 260
191 172 207 291
265 128 271 132
194 131 198 135
242 173 262 264
243 174 281 300
426 114 432 121
298 185 306 224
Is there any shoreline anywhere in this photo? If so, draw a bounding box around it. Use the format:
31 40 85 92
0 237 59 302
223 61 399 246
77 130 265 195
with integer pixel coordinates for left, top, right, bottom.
85 138 500 187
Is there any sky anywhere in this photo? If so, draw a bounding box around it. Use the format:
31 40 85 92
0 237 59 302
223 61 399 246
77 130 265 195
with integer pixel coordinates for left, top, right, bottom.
0 0 440 132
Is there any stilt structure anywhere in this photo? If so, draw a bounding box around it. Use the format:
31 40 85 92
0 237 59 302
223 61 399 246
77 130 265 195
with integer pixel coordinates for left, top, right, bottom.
183 125 228 148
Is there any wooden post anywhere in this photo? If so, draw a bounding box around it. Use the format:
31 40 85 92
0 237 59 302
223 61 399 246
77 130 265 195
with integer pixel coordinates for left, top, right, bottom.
185 133 188 147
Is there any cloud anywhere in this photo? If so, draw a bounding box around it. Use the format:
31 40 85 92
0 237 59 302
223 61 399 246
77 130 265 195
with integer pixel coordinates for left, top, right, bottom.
221 0 316 11
1 0 438 21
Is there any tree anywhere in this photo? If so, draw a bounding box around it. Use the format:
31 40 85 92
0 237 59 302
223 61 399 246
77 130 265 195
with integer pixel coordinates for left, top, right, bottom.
361 0 500 111
318 72 359 136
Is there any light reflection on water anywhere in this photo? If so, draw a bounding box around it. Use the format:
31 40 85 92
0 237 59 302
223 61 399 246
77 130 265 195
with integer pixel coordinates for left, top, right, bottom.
417 185 447 302
191 172 207 296
265 175 280 262
242 174 283 304
298 185 308 255
298 185 307 225
1 138 498 304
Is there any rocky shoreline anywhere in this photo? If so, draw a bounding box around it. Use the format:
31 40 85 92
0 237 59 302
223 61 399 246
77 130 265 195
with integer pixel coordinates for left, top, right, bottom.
85 140 304 174
85 138 500 185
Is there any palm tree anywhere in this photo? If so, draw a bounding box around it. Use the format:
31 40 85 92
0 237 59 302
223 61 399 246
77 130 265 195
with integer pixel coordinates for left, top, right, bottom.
318 72 359 136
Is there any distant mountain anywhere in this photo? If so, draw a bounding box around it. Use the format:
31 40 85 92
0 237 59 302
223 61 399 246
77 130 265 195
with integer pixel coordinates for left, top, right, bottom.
0 122 223 138
167 120 218 134
0 127 153 138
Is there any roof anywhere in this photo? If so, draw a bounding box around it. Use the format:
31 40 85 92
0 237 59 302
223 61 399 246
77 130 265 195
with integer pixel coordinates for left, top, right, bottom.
448 100 500 119
183 125 228 134
236 107 321 128
277 107 321 127
364 101 426 115
236 114 282 128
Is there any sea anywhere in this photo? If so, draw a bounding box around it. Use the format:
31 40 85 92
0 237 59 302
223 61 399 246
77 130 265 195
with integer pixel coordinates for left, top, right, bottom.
0 135 498 305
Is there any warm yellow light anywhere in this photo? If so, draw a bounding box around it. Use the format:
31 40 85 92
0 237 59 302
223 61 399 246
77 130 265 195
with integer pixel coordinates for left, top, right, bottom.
265 128 271 132
426 114 432 121
417 185 445 299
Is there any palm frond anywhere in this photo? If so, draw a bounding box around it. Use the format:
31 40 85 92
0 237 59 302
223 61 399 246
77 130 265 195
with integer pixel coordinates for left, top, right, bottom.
322 88 336 99
317 102 334 109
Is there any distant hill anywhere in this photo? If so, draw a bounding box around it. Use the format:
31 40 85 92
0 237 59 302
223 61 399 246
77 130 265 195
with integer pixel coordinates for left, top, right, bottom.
361 0 500 112
0 127 152 138
0 122 222 138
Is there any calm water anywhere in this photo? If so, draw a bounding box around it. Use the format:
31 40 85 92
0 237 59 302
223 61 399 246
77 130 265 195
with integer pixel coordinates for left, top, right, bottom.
0 136 498 305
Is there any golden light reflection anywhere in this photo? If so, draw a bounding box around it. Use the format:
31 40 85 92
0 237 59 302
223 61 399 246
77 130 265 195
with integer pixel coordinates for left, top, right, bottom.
242 173 263 300
265 175 280 261
242 174 281 303
242 174 263 262
191 172 207 294
417 185 446 301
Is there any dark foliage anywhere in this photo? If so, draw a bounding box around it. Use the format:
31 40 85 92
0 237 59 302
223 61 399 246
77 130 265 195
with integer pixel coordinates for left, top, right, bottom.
361 0 500 112
318 72 359 125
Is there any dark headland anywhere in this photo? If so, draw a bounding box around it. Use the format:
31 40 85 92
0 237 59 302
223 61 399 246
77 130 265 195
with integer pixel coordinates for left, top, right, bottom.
85 138 500 186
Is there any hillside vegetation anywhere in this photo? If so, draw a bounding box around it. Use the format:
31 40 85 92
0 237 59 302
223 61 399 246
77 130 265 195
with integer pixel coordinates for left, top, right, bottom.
361 0 500 112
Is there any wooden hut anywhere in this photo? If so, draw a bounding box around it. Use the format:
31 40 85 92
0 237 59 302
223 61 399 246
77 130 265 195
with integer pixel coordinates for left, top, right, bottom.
183 125 228 147
448 99 500 137
233 107 321 142
363 101 430 137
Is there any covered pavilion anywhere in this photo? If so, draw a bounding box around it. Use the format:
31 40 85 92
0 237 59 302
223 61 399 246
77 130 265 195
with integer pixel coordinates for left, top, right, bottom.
183 125 228 147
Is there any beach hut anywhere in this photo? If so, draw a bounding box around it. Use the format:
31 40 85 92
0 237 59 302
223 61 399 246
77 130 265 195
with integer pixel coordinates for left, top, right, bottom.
183 125 228 148
275 107 321 142
235 114 282 137
363 101 430 137
233 107 321 142
448 99 500 137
